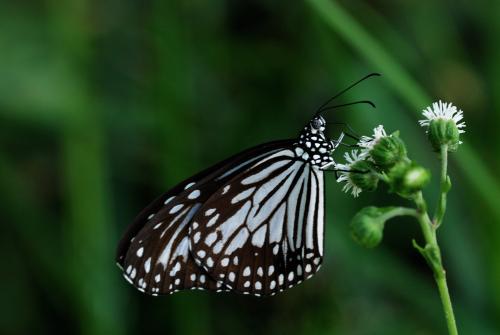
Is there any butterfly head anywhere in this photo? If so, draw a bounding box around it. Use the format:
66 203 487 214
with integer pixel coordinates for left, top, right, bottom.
296 115 338 167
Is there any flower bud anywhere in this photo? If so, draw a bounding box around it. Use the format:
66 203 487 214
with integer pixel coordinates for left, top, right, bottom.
350 206 389 248
427 119 461 151
419 100 465 152
337 150 379 197
349 160 379 192
369 131 407 169
387 161 431 198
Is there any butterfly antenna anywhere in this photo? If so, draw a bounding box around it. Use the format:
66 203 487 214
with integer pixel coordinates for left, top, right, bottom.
319 100 376 114
328 121 363 138
314 73 380 116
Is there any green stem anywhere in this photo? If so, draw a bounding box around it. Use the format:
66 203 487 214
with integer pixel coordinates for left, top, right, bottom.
413 191 458 335
434 144 449 226
435 269 459 335
414 192 436 246
379 207 418 222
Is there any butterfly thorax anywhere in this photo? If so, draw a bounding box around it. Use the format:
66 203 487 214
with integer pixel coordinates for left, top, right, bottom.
295 116 335 167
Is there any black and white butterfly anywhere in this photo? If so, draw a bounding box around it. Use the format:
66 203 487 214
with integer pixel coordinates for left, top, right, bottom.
116 74 378 297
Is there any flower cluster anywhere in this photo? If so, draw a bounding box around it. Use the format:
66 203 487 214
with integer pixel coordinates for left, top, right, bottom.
340 100 465 331
337 100 465 199
337 100 465 248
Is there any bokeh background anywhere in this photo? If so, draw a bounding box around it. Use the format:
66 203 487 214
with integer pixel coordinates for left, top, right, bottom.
1 1 499 334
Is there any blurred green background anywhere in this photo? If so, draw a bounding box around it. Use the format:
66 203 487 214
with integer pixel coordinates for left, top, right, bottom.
1 1 498 334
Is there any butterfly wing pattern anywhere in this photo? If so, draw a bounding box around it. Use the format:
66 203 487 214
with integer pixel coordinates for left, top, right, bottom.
116 141 295 295
116 115 339 296
189 148 325 296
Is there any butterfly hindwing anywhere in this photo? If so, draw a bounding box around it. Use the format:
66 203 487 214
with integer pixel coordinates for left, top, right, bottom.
189 146 325 296
116 140 295 295
122 187 223 295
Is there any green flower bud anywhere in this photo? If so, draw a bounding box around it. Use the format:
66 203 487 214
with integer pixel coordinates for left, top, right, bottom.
337 150 380 197
428 119 460 151
419 101 466 152
370 131 407 168
387 161 431 198
349 160 379 192
350 206 390 248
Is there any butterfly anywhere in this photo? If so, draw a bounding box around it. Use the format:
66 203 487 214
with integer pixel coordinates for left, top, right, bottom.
116 74 379 297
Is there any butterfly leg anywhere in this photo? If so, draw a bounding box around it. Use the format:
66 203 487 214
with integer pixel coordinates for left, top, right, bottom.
323 164 370 181
331 128 362 148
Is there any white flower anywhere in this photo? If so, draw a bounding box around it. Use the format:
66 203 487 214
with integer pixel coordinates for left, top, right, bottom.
336 150 366 197
358 125 389 151
419 100 466 133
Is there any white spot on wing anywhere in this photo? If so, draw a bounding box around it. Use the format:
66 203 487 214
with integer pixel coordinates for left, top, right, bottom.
169 262 181 276
222 185 231 194
273 244 279 255
169 204 184 214
225 228 250 255
164 196 175 205
251 225 267 248
207 214 220 227
270 280 276 289
228 272 236 282
231 187 255 204
204 232 217 247
144 257 151 273
188 190 201 200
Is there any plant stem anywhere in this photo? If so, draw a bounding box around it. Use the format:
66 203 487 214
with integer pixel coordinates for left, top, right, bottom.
435 269 459 335
379 207 418 222
413 192 458 335
434 144 449 226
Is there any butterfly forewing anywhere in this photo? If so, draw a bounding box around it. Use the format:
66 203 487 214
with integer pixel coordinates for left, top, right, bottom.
189 146 325 296
117 140 295 295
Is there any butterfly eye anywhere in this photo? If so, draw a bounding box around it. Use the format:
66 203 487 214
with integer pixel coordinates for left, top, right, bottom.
311 119 322 130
